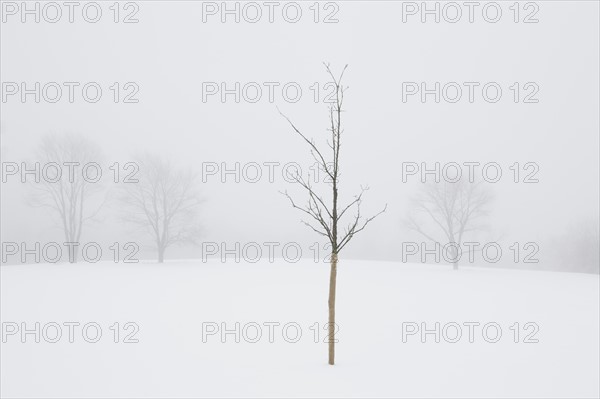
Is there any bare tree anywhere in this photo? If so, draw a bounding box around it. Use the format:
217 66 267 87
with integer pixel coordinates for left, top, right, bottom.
405 179 492 270
570 219 599 274
119 154 201 263
29 134 104 263
553 218 600 274
0 122 7 160
279 64 386 365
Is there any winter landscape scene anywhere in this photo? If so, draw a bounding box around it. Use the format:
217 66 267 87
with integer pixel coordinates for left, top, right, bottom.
1 1 599 398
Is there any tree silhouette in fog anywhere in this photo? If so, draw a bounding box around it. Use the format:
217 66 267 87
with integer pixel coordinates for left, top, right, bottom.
405 179 492 270
119 154 201 263
29 134 104 263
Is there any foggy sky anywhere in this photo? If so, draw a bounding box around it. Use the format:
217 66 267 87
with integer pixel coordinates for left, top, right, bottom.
1 1 598 266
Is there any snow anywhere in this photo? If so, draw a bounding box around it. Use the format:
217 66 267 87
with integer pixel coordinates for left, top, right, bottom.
1 260 599 398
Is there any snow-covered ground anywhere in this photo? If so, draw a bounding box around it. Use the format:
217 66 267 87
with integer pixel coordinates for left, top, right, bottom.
1 260 598 398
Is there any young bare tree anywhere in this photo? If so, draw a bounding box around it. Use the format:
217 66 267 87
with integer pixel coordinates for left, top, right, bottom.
119 154 201 263
405 179 492 270
279 64 386 365
29 134 104 263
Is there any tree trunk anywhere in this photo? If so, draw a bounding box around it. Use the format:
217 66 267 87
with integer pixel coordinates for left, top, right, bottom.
68 242 78 264
449 240 459 271
328 252 338 365
158 247 165 263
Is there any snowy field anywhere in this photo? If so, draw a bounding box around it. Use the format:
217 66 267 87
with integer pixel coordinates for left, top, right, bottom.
1 260 598 398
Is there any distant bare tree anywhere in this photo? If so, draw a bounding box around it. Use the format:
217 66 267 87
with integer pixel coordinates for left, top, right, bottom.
572 220 599 274
0 122 6 160
119 154 201 263
554 218 600 274
279 64 386 365
29 134 104 263
405 179 492 270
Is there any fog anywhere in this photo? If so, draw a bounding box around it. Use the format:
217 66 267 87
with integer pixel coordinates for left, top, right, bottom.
1 1 598 271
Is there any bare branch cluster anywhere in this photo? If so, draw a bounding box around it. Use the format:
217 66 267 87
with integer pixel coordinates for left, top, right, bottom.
29 134 105 247
405 179 492 252
280 63 386 254
119 154 202 261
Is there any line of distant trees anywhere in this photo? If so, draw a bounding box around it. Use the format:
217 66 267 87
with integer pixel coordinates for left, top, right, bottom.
16 133 599 274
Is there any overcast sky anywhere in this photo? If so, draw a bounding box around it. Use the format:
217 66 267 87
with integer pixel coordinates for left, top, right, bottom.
1 1 598 264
